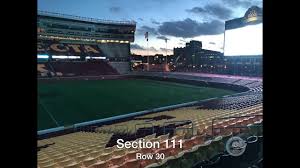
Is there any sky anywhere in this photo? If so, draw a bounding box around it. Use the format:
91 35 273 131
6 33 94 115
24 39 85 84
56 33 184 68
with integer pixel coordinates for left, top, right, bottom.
38 0 262 55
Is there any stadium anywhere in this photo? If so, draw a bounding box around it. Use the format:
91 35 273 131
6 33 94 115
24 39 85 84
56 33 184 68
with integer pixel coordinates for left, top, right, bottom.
37 7 263 168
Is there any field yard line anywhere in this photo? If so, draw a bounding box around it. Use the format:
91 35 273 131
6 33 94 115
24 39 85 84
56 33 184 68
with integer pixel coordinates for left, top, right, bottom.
38 96 60 127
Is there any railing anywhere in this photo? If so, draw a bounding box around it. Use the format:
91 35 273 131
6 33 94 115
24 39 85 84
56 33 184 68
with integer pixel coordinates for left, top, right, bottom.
211 114 263 137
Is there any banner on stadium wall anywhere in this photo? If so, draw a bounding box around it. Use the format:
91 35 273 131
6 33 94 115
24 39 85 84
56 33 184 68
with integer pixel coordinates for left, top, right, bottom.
37 42 102 56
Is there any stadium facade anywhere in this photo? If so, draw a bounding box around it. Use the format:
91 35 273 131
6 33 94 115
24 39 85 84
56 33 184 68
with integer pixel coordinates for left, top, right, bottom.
37 11 136 73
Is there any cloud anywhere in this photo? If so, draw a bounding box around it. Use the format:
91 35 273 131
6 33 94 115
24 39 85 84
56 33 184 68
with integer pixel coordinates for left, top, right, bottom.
151 19 160 25
149 47 158 51
109 7 121 13
150 0 179 4
209 42 216 45
186 7 206 13
156 36 170 40
131 44 173 55
131 44 158 52
205 4 233 20
221 0 262 8
138 18 144 21
186 4 233 20
131 44 144 50
158 18 224 38
160 48 173 52
136 26 158 35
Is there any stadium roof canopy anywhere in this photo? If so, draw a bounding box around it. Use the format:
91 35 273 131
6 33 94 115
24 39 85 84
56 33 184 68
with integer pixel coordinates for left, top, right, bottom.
225 6 262 30
38 10 136 26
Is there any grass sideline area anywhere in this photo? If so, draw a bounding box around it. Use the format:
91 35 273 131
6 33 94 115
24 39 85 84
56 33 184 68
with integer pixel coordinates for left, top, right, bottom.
38 79 237 130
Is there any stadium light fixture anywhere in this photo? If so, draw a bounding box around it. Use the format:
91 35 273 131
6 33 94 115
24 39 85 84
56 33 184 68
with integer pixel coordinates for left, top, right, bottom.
86 56 106 59
37 54 49 59
52 55 80 59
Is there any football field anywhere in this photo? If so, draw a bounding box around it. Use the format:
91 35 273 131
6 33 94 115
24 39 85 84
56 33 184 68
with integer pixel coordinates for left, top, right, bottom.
38 79 237 130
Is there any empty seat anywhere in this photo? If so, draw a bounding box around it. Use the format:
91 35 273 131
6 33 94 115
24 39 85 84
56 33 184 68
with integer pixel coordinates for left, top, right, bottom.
64 162 81 168
40 163 59 168
96 152 112 162
108 155 126 167
39 160 55 167
102 147 114 154
144 133 156 140
69 152 82 158
88 161 108 168
157 134 169 142
144 162 160 168
112 149 126 157
38 157 50 162
75 155 88 162
125 151 138 161
140 147 154 155
58 159 76 167
191 135 205 145
89 151 102 158
120 159 141 168
83 157 98 167
182 139 195 151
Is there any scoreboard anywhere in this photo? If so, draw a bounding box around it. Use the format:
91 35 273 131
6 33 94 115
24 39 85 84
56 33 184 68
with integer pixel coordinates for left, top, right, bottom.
224 6 262 57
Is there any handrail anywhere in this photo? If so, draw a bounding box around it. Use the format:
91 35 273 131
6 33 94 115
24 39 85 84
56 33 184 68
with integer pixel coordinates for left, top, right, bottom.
211 114 263 137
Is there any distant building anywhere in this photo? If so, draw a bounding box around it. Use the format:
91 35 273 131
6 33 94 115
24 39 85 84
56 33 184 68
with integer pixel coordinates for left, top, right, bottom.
173 40 223 70
131 54 174 64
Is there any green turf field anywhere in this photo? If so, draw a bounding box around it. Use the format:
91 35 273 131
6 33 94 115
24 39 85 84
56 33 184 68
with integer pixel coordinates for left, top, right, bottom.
38 79 237 130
